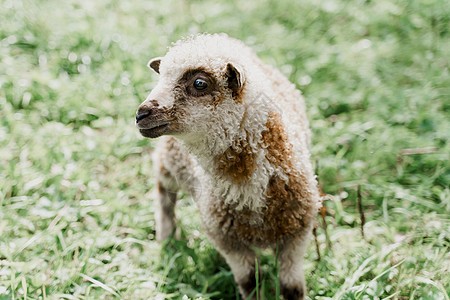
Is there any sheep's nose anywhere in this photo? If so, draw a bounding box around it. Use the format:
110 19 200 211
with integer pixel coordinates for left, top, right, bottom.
136 111 150 123
136 100 159 123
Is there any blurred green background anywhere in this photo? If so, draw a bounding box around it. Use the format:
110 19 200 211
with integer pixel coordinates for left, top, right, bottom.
0 0 449 299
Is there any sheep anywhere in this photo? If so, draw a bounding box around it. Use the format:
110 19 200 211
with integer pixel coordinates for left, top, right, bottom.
135 33 321 300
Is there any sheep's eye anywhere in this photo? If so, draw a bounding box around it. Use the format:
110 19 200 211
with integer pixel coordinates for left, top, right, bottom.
193 78 208 90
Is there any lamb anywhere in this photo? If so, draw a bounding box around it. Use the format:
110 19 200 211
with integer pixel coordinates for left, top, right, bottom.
135 33 321 300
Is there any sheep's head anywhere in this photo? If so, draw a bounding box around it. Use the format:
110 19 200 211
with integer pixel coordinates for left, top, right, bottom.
136 35 250 145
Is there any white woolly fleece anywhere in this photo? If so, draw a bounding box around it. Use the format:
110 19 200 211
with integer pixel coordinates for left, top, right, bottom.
150 33 320 214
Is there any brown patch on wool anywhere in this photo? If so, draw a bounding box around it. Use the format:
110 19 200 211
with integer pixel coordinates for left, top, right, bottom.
169 73 227 116
209 112 315 249
214 138 256 183
262 111 294 169
178 68 217 97
210 176 312 249
261 111 315 239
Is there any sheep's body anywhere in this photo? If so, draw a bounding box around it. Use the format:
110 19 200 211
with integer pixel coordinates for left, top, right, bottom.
137 34 321 300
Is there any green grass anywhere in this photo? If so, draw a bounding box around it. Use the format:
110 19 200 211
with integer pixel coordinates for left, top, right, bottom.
1 0 449 299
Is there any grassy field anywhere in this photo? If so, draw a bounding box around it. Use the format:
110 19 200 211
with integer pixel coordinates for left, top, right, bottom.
1 0 449 299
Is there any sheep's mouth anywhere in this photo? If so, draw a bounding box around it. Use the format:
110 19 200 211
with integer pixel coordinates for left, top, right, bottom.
139 123 170 138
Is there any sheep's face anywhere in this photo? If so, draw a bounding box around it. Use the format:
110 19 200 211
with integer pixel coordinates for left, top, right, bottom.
136 58 245 141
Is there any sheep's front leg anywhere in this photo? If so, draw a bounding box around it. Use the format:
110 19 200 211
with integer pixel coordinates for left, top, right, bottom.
155 182 177 242
220 249 260 299
278 237 309 300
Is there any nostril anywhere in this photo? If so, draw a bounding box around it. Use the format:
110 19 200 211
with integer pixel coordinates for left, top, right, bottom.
136 112 151 123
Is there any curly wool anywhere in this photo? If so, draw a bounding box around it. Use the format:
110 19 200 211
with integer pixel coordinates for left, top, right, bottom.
151 34 319 215
143 33 321 299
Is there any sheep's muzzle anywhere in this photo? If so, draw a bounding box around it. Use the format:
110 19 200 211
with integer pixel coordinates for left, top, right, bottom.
136 100 171 138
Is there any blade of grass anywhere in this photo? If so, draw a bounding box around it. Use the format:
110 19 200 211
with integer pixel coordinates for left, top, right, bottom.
275 243 280 300
255 257 259 300
42 284 47 300
80 273 120 297
21 276 27 300
414 276 449 300
334 243 401 299
354 259 405 298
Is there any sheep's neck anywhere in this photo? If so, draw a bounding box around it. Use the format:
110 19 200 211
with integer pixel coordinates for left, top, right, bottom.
178 104 279 211
181 128 272 212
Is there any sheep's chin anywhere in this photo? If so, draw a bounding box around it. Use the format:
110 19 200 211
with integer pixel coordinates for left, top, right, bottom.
139 124 170 138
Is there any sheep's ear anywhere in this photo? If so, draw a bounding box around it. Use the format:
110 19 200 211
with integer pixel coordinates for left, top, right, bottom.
226 63 245 93
147 57 162 74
